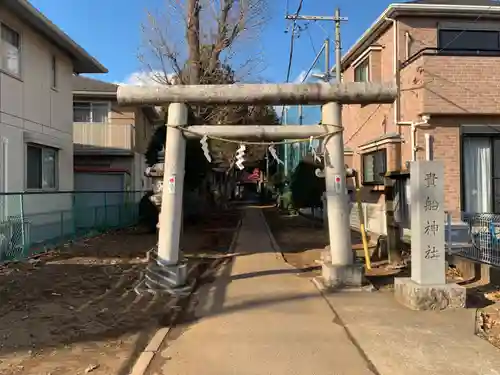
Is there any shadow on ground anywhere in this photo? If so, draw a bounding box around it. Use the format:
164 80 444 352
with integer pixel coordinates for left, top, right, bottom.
0 210 241 375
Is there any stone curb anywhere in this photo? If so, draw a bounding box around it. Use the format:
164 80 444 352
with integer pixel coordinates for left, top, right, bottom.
127 216 243 375
259 209 295 267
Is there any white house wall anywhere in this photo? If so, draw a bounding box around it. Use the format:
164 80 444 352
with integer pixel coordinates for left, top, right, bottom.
0 7 75 234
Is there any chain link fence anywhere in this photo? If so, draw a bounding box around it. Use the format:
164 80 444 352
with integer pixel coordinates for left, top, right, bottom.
0 191 143 263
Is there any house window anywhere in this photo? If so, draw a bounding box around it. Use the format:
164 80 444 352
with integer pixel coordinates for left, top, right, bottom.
354 58 369 82
26 144 57 190
73 102 109 123
51 55 57 88
1 23 20 76
362 149 387 185
438 29 500 53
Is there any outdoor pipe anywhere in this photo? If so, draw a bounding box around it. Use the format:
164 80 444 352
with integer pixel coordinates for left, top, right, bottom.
386 17 400 131
398 117 430 161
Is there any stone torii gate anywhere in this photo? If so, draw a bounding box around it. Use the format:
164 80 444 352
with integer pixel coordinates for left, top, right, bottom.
117 82 397 295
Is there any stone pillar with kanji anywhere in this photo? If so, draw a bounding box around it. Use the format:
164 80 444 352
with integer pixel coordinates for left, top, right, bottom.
394 161 466 311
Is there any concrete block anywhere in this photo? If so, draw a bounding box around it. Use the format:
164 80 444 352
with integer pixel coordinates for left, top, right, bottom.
394 277 466 311
320 261 365 289
321 246 331 263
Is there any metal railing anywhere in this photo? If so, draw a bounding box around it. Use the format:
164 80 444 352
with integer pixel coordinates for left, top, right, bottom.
445 213 500 268
0 190 144 262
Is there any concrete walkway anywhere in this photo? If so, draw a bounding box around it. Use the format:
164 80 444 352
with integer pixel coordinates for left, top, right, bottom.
155 207 500 375
325 292 500 375
157 207 375 375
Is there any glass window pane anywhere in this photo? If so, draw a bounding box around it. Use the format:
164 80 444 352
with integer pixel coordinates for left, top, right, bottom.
354 59 369 82
42 148 56 189
1 24 20 75
493 139 500 178
73 103 91 122
51 56 57 88
26 146 42 189
463 137 492 213
3 44 20 75
1 24 19 47
439 30 500 51
363 154 374 181
92 103 109 123
493 179 500 213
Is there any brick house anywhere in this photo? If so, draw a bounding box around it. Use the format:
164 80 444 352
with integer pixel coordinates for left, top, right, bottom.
339 0 500 238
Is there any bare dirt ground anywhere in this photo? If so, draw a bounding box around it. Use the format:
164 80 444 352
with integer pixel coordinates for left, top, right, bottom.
263 208 391 280
0 209 241 375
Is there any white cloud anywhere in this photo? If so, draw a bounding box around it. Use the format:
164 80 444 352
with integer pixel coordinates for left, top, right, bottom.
115 70 178 86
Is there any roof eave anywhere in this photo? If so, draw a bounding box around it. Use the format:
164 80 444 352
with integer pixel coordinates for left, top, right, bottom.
73 90 117 97
5 0 107 74
335 3 500 72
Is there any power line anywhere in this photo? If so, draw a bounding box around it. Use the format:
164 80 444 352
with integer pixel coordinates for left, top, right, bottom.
280 0 305 125
284 0 305 83
305 24 317 56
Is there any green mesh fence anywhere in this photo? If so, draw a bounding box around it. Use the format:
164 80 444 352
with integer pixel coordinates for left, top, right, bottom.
0 191 144 262
281 47 326 177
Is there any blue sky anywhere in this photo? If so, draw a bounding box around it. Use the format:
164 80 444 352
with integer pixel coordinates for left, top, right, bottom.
30 0 400 85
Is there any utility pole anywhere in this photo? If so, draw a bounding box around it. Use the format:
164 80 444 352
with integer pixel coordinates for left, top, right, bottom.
287 8 355 279
283 108 289 177
322 7 353 266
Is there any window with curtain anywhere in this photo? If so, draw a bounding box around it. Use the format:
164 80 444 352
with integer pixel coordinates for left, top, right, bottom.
362 149 386 185
1 23 21 76
73 102 109 123
354 58 369 82
26 144 58 190
462 137 492 213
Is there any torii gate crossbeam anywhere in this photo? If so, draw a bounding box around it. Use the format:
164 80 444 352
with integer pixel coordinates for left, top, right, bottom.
118 82 397 295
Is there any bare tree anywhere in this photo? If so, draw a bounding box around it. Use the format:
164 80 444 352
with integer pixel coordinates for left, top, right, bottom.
140 0 268 87
140 0 277 209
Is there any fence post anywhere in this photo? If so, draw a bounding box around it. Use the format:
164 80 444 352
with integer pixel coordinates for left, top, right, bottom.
71 193 76 236
446 211 452 253
118 193 123 226
60 211 64 238
20 193 26 254
103 192 108 228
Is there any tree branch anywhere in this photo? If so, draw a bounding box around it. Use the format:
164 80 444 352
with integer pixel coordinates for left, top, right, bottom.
187 0 201 84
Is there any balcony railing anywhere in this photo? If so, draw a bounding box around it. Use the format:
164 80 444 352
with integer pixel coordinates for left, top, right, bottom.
73 123 134 151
